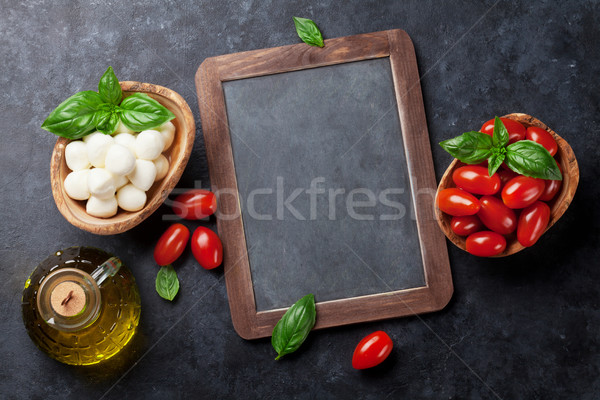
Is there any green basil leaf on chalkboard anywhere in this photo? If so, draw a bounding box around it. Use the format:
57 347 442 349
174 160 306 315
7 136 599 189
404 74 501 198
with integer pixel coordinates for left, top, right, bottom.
120 93 175 131
292 17 324 48
271 293 316 360
439 131 493 164
156 265 180 301
98 66 123 105
41 91 103 139
505 140 562 180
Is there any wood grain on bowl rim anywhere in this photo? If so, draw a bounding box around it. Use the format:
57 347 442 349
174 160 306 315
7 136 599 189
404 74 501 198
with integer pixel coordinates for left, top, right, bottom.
50 81 195 235
435 113 579 257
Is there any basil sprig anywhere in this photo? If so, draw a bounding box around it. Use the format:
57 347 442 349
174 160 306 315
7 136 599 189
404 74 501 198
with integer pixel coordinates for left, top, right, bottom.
98 66 122 105
120 93 175 132
272 293 316 360
440 116 562 180
487 149 506 177
439 131 492 164
41 91 104 139
505 140 562 180
156 265 180 301
93 103 120 135
41 66 175 139
492 116 509 148
292 17 324 48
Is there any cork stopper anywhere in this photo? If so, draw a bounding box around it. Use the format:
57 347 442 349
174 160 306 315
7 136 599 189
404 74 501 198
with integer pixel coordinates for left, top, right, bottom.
50 281 85 317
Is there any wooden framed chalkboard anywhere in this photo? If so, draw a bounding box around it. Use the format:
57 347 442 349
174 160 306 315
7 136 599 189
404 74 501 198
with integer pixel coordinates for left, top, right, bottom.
195 29 452 339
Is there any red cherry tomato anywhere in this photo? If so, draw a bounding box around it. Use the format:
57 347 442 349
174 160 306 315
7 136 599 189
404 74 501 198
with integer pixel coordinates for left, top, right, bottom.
191 227 223 269
501 176 545 209
526 126 557 156
466 231 506 257
517 201 551 247
480 118 526 144
437 188 480 216
452 166 501 195
477 195 517 235
450 215 483 236
539 179 562 202
172 189 217 220
154 223 190 266
352 331 393 370
497 169 518 189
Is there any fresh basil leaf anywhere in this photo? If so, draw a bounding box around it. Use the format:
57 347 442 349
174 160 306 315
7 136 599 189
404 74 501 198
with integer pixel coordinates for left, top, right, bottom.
120 93 175 131
292 17 324 48
156 265 180 301
41 91 103 139
98 66 122 105
439 131 493 164
492 116 509 148
505 140 562 180
488 152 505 176
93 109 110 131
272 293 316 360
94 109 120 135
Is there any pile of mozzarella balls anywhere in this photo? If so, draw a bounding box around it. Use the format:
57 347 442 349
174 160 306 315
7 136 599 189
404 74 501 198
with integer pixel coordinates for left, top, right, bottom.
63 120 175 218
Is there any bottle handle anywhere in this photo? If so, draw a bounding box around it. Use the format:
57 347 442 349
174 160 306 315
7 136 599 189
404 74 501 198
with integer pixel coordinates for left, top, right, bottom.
90 257 122 286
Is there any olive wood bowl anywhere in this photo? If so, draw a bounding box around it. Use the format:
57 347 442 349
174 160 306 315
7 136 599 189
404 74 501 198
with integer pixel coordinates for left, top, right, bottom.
50 81 195 235
435 113 579 256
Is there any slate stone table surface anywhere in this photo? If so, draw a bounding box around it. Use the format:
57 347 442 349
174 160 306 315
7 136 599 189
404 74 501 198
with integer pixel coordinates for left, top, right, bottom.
1 1 599 399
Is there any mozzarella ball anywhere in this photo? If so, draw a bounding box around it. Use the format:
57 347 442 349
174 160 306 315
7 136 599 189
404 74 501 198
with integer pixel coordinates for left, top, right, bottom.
65 141 90 171
87 168 116 199
63 169 90 200
158 121 176 151
112 173 129 190
113 120 135 135
117 184 147 212
153 154 169 181
104 144 136 176
86 132 114 168
113 132 137 153
135 130 164 160
86 195 118 218
127 160 157 191
82 131 102 143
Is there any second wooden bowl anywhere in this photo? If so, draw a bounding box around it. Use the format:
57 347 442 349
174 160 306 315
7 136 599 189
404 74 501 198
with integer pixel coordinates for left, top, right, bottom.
50 81 195 235
435 113 579 256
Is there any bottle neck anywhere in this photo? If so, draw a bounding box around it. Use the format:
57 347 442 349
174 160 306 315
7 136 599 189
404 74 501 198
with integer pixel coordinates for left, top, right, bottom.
37 268 102 332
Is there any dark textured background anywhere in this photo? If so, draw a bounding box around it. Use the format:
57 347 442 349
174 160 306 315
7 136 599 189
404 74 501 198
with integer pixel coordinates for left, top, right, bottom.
1 1 599 399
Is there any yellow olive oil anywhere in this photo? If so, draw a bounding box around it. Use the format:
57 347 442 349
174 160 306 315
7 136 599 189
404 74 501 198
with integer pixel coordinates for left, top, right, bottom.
22 247 141 366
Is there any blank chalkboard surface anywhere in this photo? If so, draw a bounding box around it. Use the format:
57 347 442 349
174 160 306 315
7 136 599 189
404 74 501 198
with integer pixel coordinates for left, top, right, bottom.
196 30 452 339
223 58 425 311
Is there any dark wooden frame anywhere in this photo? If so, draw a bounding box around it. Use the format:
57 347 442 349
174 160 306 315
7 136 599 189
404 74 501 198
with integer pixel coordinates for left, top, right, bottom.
195 29 453 339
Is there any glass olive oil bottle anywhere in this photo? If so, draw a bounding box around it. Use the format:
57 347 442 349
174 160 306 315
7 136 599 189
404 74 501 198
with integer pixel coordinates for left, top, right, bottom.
22 247 141 366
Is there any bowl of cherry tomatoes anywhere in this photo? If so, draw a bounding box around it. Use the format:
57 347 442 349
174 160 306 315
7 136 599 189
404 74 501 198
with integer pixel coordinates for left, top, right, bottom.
435 113 579 257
